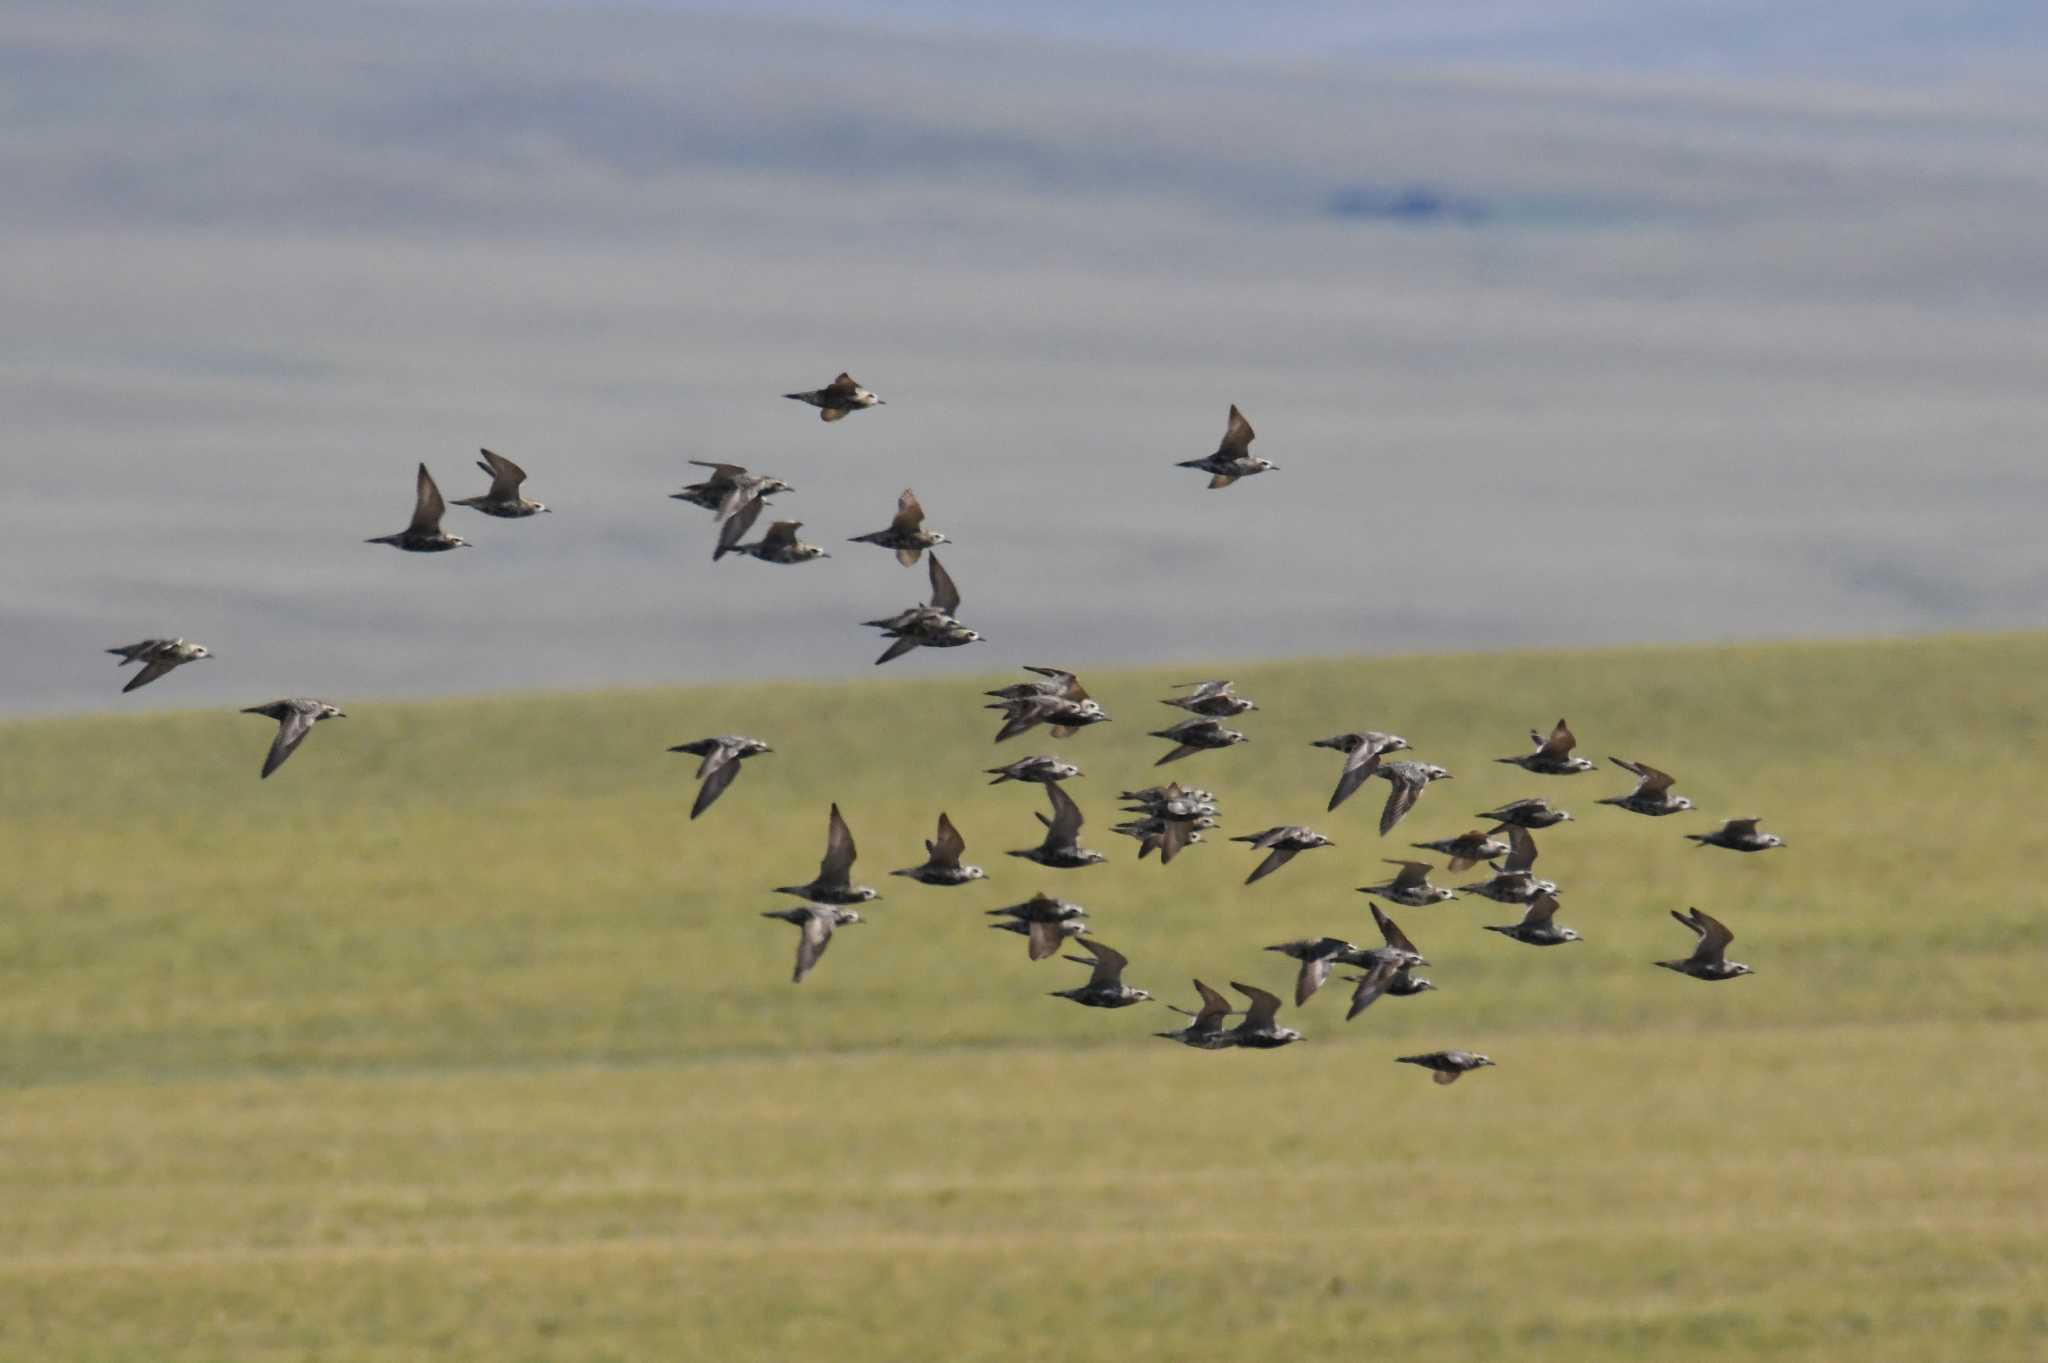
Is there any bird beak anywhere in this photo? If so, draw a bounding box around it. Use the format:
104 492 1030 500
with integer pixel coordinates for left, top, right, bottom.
334 711 349 719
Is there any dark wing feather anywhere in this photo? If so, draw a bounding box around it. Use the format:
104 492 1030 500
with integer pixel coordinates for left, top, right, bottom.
691 758 743 819
926 554 961 614
817 803 856 889
409 463 446 533
259 708 314 779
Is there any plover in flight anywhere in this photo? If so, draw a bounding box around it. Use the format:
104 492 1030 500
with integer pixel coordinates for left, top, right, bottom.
869 554 982 665
987 667 1108 739
761 905 861 983
986 892 1089 960
1264 937 1360 1007
240 698 345 779
1176 405 1277 489
848 488 947 566
1457 827 1556 902
1396 1050 1494 1085
1150 717 1248 766
731 518 829 565
1655 907 1754 981
1497 719 1596 775
107 638 212 694
1371 761 1453 836
1007 783 1107 869
891 812 986 886
1483 891 1579 946
985 755 1084 786
1313 731 1411 812
1475 797 1572 830
1410 828 1511 873
669 461 792 514
451 449 547 517
1049 939 1152 1009
1162 680 1257 719
1686 818 1786 852
1155 979 1237 1049
785 372 883 421
774 803 880 904
1234 825 1334 885
1599 757 1694 817
1356 859 1455 907
1224 981 1303 1048
666 735 771 819
366 464 470 551
1348 902 1435 1003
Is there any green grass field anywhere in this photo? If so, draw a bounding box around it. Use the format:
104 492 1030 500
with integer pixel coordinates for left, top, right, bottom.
3 633 2045 1362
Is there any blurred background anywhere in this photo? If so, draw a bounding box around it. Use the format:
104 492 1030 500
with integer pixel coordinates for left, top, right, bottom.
6 0 2048 713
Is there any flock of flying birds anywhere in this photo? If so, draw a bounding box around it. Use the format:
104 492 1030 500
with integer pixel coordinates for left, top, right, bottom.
104 374 1782 1086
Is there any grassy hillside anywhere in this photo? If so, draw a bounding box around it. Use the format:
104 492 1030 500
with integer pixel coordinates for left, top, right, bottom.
2 633 2044 1361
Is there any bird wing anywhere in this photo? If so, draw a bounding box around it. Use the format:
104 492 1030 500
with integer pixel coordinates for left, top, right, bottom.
1386 859 1430 890
691 758 743 820
817 803 856 889
1723 818 1761 838
1245 846 1298 885
1328 746 1383 812
1157 819 1193 864
1522 892 1561 927
1217 404 1255 458
762 520 801 551
793 910 836 982
1206 471 1240 490
259 706 316 779
1378 769 1424 836
874 635 922 666
1191 979 1232 1032
689 460 747 480
926 554 961 614
1344 959 1399 1021
1371 902 1420 956
931 812 966 868
1026 919 1065 961
1077 938 1128 987
825 372 860 395
1026 666 1087 702
892 489 925 532
1172 679 1232 701
1501 825 1539 873
1536 718 1577 760
714 496 764 560
1043 783 1084 847
122 657 178 693
1232 981 1282 1031
1686 907 1734 965
1613 756 1674 796
1293 954 1332 1006
478 448 527 498
409 463 446 532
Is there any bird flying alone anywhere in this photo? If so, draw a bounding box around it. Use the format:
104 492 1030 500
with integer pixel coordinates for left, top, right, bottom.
1150 717 1247 766
762 905 862 983
1155 979 1237 1048
107 638 212 694
1497 719 1596 775
1007 783 1107 869
667 735 771 819
1049 939 1152 1009
1313 731 1411 812
774 803 880 904
1686 818 1786 852
1176 405 1277 489
366 463 470 551
1233 825 1334 885
451 449 548 517
1371 761 1453 836
868 554 982 665
785 372 884 421
240 698 345 779
1599 757 1694 816
1397 1050 1495 1085
1482 891 1580 946
986 755 1084 786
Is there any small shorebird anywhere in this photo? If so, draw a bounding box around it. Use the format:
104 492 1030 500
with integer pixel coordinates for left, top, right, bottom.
1371 761 1453 836
761 905 861 983
1686 818 1786 852
1655 907 1754 981
240 698 345 779
1410 828 1510 872
666 735 771 819
1007 783 1107 869
785 372 884 421
1396 1050 1494 1085
1482 892 1580 946
1476 797 1572 831
1313 731 1411 812
1050 939 1152 1009
986 892 1089 961
366 464 470 551
1155 979 1236 1049
1356 859 1455 907
451 449 548 517
1233 825 1334 885
1497 719 1596 775
1176 405 1277 489
986 755 1083 786
848 488 947 566
669 461 792 514
891 812 986 886
1599 758 1694 817
107 638 212 694
1150 717 1247 766
1162 680 1257 719
774 803 880 904
1224 981 1303 1048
